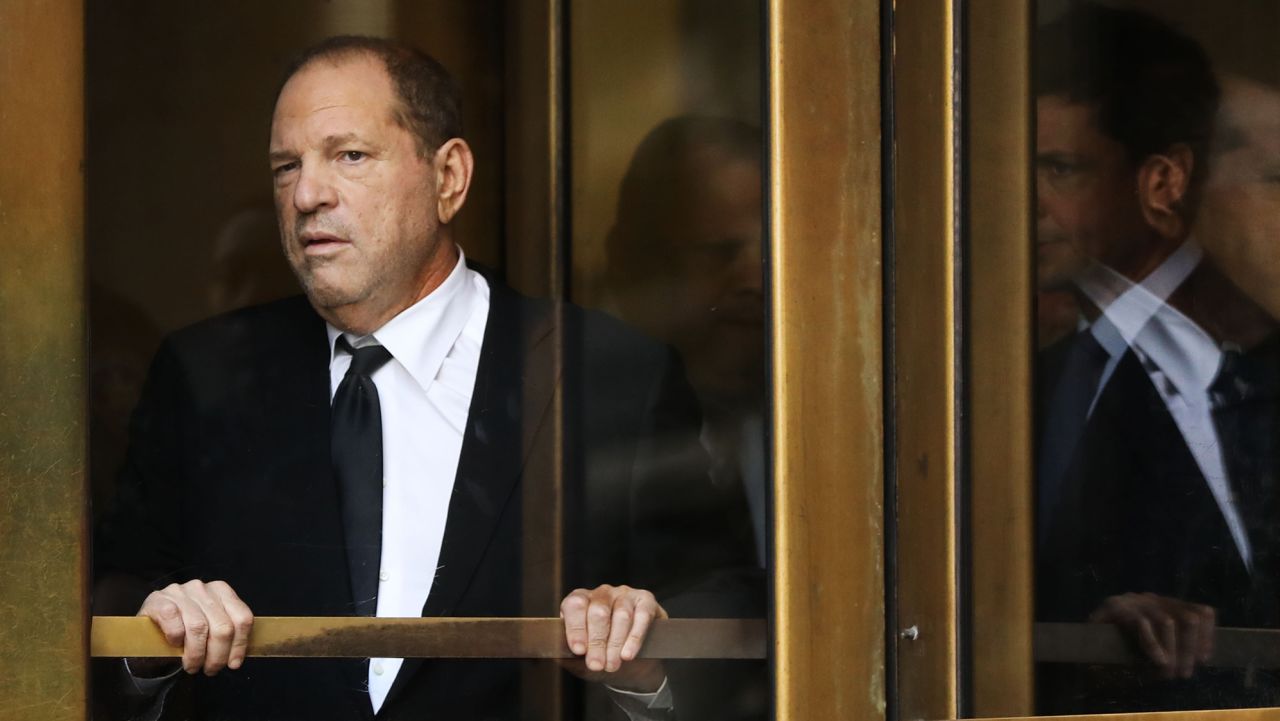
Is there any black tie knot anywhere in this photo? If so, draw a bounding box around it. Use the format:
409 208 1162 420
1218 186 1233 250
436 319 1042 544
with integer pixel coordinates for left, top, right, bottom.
337 337 394 377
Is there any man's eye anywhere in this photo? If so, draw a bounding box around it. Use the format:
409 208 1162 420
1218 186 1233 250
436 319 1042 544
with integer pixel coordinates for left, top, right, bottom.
272 161 299 177
1041 160 1076 176
341 150 367 162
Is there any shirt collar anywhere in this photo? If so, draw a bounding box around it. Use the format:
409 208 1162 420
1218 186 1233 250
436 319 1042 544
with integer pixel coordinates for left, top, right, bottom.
1076 240 1221 398
326 248 477 394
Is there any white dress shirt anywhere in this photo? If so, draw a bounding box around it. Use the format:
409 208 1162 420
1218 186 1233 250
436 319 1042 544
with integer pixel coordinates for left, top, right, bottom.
328 251 670 718
1075 241 1252 569
327 251 490 711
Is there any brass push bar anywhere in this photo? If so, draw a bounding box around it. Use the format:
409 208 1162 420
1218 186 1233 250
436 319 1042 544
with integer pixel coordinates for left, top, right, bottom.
91 617 768 660
1036 622 1280 669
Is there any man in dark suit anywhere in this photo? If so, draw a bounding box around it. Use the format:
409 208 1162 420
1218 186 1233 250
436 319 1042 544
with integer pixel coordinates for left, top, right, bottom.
94 35 755 720
1033 4 1280 712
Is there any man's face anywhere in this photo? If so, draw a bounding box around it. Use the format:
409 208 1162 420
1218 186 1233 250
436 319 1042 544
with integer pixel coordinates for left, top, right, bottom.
654 150 764 408
1036 95 1151 289
269 54 443 327
1198 77 1280 320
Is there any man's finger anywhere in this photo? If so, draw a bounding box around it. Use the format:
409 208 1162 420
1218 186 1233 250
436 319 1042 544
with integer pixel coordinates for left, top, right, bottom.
1131 615 1170 669
209 582 254 671
621 597 663 662
167 591 210 675
1175 609 1200 679
560 590 590 656
585 593 614 672
1198 605 1216 663
140 589 188 648
1156 612 1178 678
605 595 636 672
186 582 236 676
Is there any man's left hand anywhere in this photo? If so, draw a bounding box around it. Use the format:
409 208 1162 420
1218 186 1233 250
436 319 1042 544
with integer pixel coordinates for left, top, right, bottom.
560 584 668 692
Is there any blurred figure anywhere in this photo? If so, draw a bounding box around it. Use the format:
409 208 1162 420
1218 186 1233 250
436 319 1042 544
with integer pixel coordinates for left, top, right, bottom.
602 116 768 721
604 115 766 568
1198 75 1280 322
208 202 300 315
1028 3 1280 712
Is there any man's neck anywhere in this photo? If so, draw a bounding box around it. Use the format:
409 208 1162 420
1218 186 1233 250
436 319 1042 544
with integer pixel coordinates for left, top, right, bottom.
323 242 460 336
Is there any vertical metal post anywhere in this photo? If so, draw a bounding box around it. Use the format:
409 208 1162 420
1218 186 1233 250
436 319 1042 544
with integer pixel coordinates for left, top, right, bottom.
0 1 88 719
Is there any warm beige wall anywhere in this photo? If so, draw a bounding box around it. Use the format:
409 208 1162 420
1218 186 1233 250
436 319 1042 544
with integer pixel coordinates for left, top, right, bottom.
567 1 761 306
569 0 686 305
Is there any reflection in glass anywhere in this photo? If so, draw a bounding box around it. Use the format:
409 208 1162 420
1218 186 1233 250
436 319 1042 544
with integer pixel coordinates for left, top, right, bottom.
569 5 768 719
1032 0 1280 713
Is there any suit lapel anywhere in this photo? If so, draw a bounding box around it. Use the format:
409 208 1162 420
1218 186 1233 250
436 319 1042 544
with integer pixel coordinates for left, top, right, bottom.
381 275 559 713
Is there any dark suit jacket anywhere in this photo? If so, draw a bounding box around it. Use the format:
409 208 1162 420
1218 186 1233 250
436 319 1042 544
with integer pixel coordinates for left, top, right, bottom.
94 272 759 720
1036 343 1280 712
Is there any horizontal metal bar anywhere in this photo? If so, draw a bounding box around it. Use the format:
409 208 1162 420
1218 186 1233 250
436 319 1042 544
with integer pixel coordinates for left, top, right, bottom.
1036 622 1280 669
91 616 768 660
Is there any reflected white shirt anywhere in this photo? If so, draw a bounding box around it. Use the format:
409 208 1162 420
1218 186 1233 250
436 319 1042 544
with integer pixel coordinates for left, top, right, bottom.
327 251 489 712
1075 241 1252 569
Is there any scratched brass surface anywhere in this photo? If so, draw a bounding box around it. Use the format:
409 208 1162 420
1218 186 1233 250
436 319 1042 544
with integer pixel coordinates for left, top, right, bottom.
0 2 87 720
91 617 768 660
768 0 885 719
892 1 960 719
967 0 1035 716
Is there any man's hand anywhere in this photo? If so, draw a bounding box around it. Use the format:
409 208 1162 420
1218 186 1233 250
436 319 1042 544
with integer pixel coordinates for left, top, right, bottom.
560 584 668 692
135 580 254 677
1089 592 1215 679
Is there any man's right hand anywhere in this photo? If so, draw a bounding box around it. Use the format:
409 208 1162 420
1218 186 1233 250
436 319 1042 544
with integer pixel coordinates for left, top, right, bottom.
134 580 254 677
1089 592 1215 679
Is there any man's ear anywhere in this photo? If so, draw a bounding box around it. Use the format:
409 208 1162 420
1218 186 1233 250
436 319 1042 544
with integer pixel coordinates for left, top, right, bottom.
1138 143 1193 239
433 138 475 225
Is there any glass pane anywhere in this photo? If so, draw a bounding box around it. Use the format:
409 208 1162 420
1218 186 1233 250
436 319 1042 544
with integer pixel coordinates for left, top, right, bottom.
569 2 769 719
87 2 767 719
1027 0 1280 713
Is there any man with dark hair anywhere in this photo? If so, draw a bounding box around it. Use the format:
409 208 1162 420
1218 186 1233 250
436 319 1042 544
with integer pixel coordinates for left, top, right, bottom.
1030 3 1280 712
95 36 752 720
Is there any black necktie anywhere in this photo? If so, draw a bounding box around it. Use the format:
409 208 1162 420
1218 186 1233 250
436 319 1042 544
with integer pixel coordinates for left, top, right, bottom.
332 337 394 616
1037 329 1110 541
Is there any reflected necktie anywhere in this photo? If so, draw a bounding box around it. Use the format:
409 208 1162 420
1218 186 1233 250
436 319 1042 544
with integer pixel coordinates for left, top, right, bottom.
1037 329 1109 542
332 337 394 617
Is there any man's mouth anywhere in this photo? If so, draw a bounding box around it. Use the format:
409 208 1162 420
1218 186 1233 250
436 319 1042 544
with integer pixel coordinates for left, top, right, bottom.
300 232 351 255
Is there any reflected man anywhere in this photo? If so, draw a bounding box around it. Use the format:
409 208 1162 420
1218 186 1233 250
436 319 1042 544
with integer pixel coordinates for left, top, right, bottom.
604 116 765 569
1028 2 1280 711
95 36 749 721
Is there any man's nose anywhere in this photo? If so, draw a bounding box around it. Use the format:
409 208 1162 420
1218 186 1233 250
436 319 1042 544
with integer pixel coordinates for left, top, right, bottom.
292 163 338 214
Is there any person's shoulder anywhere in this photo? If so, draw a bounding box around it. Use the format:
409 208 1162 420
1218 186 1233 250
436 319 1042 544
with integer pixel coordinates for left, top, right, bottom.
161 295 323 368
474 263 669 365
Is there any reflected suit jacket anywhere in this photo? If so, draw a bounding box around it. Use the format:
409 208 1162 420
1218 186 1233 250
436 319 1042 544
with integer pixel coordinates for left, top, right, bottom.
1036 343 1280 712
95 269 757 720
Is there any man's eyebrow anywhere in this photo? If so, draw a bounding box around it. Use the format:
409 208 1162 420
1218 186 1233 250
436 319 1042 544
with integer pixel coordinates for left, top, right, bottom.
320 133 364 150
268 134 368 164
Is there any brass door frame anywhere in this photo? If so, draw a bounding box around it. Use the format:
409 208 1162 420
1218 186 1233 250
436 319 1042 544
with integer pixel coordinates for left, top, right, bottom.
968 0 1035 716
768 0 886 718
891 1 961 719
0 3 89 720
